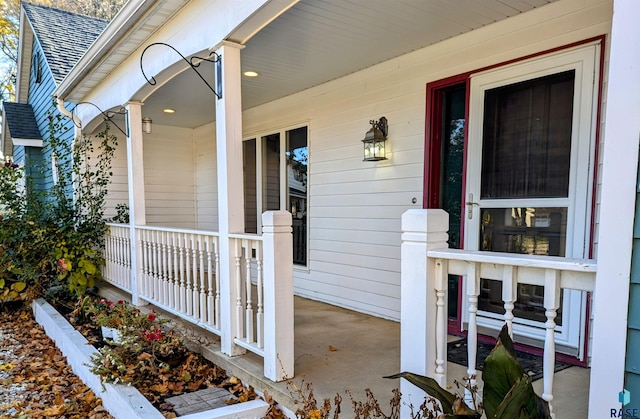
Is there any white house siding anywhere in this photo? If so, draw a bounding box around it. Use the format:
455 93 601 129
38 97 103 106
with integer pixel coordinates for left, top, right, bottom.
242 0 612 320
95 127 129 220
194 123 218 231
101 124 213 228
143 124 196 229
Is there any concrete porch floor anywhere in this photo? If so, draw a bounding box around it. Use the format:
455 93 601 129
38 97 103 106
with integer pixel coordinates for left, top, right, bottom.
203 297 590 418
100 285 590 418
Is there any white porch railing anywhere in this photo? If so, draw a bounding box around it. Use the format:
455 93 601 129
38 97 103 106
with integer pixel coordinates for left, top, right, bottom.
102 211 294 382
104 224 132 292
230 234 265 355
400 209 597 418
137 226 221 334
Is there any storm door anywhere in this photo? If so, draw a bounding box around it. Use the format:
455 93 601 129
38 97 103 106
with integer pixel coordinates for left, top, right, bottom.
463 44 599 356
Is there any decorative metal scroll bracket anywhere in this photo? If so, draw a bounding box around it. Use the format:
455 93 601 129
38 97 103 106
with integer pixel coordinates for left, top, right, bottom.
72 101 129 137
140 42 222 99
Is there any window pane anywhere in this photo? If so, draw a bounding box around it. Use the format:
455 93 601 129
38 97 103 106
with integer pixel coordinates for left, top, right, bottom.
243 139 257 234
478 207 567 324
287 127 308 265
480 207 567 256
481 70 574 199
263 134 280 211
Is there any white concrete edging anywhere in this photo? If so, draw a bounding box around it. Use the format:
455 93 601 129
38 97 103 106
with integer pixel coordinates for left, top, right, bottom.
32 298 269 419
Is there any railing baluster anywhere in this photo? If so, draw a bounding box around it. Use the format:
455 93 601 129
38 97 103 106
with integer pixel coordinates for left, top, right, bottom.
186 235 194 316
191 234 199 318
199 235 206 323
114 233 121 285
215 241 221 328
172 233 179 311
434 258 448 386
543 269 561 419
179 233 186 313
245 240 254 344
235 239 244 340
157 231 163 303
466 262 481 406
502 265 518 338
143 230 151 297
107 230 113 283
125 230 131 290
166 232 174 309
256 241 264 349
161 231 168 305
153 230 160 299
206 237 215 326
109 231 116 284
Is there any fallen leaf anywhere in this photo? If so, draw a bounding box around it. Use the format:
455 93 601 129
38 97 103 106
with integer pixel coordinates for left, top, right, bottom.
150 383 169 394
329 345 338 351
42 404 66 416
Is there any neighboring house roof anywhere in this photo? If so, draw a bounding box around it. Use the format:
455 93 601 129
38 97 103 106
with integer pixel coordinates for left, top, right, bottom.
22 2 108 85
2 102 43 149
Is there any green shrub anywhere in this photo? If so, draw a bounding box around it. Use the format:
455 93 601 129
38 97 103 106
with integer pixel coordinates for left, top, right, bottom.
0 104 117 303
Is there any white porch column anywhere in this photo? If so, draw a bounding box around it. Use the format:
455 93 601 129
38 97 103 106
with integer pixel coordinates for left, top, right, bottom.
400 209 449 417
125 101 147 306
214 41 246 356
262 211 294 381
589 0 640 416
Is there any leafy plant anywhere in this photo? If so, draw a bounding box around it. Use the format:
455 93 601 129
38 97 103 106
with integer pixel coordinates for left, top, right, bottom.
385 325 551 418
0 101 118 303
88 304 189 385
109 203 129 224
89 299 161 331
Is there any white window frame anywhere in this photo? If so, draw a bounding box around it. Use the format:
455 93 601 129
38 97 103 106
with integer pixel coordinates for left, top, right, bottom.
243 123 310 267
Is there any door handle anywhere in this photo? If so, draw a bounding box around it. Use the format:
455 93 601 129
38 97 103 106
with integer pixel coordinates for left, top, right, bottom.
466 194 479 219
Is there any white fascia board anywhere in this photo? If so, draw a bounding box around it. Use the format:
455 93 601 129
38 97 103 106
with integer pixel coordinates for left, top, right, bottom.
12 138 43 147
54 0 158 101
1 114 8 156
16 9 33 102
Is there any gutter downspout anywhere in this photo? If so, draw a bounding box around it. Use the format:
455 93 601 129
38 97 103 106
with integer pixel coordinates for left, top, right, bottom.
56 96 82 140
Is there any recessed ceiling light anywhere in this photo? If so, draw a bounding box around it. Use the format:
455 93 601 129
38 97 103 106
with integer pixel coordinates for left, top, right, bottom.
163 108 176 114
243 70 259 78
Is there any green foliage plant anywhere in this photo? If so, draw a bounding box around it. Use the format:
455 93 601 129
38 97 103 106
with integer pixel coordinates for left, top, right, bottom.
109 202 129 224
386 325 552 418
0 102 118 303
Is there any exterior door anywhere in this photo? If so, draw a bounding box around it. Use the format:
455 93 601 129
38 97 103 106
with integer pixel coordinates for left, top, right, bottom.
463 44 599 356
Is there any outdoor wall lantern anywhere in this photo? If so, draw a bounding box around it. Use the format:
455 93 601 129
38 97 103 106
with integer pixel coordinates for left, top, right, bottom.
362 116 388 161
142 117 152 134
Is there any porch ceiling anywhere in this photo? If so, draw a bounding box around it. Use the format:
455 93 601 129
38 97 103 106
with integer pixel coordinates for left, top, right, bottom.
143 0 557 129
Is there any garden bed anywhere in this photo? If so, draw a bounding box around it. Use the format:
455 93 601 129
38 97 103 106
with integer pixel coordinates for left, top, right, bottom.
32 298 271 419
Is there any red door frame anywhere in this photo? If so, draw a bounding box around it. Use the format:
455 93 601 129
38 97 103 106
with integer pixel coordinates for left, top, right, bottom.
422 36 606 363
424 73 470 335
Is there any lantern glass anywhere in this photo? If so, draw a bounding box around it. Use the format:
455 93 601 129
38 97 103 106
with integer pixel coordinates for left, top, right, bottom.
361 117 388 161
142 117 152 134
363 138 386 161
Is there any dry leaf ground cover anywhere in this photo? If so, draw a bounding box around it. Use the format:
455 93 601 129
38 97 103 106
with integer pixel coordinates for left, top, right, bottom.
0 306 113 419
61 297 283 418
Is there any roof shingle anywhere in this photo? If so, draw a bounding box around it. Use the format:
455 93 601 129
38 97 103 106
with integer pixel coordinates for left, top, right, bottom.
2 102 42 140
22 2 108 85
